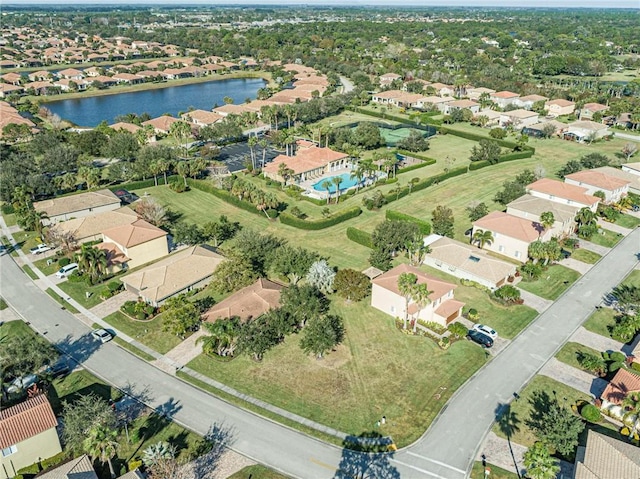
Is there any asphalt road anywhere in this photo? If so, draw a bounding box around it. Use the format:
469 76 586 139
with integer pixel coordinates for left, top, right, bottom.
615 132 640 143
1 227 638 478
218 141 281 172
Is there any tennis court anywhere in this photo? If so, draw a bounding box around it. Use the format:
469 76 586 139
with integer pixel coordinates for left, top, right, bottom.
378 127 427 146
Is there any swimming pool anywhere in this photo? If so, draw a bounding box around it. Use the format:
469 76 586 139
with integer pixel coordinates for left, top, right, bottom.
312 173 362 193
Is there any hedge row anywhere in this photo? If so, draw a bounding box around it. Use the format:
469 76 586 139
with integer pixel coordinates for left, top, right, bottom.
438 126 536 154
468 149 535 171
348 106 414 125
110 176 179 193
279 206 362 230
397 150 438 164
346 227 373 248
187 179 267 217
398 161 432 174
385 210 431 235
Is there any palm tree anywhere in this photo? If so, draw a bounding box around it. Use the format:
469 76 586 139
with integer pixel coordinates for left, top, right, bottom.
247 135 258 170
411 283 434 332
331 176 343 203
397 272 418 330
259 138 269 168
321 180 332 205
622 391 640 440
350 165 366 193
528 240 546 264
150 160 163 187
575 207 598 238
539 211 555 234
277 163 294 188
523 442 560 479
197 317 241 357
84 425 118 478
472 229 494 249
75 244 108 285
176 161 190 187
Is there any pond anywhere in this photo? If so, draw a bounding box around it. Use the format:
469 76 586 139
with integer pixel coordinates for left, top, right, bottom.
45 77 267 127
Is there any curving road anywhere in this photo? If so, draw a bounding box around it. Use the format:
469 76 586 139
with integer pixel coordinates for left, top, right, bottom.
1 226 638 478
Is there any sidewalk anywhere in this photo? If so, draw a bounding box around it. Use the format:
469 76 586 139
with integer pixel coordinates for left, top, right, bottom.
516 288 553 313
578 239 611 256
571 327 625 353
164 328 207 366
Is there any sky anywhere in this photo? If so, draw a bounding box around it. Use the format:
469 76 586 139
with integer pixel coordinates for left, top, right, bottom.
5 0 639 7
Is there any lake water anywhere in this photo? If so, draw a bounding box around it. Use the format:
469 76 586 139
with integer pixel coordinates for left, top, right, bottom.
45 77 267 127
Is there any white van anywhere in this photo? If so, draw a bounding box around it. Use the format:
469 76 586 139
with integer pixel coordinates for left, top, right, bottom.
56 263 78 278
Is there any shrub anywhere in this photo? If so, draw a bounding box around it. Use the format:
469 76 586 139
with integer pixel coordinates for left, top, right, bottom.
279 206 361 230
346 227 373 248
631 362 640 372
609 351 627 363
385 210 431 235
467 308 479 320
107 281 122 293
169 180 189 193
493 285 521 304
577 352 606 375
58 257 71 267
448 322 468 339
417 320 447 334
580 404 602 423
188 179 269 217
66 271 86 283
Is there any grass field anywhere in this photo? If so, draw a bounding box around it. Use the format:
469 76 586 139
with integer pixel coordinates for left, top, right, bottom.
583 308 618 339
187 298 488 447
570 248 601 264
518 264 581 300
102 311 183 354
470 462 519 479
58 280 108 309
589 228 624 248
45 288 80 313
622 269 640 288
615 213 640 229
555 342 602 370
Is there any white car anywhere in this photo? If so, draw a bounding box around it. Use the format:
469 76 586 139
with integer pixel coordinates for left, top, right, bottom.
6 374 38 393
30 243 52 255
55 263 78 278
91 328 113 343
473 323 498 340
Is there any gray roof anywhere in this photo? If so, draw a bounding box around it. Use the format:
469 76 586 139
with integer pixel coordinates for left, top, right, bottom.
573 430 640 479
34 189 120 218
507 194 580 223
593 166 640 193
37 455 98 479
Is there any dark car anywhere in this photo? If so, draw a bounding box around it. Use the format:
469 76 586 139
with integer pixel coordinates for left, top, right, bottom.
45 362 70 379
561 249 572 259
467 329 494 348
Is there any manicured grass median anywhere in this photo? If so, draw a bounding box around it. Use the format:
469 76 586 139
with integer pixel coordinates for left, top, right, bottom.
22 264 38 280
588 228 624 248
555 342 602 371
186 299 488 447
470 462 519 479
45 288 80 314
102 311 182 354
518 264 581 300
570 248 601 264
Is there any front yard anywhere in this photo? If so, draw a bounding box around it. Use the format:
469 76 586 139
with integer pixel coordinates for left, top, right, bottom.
518 264 581 300
555 342 602 371
570 248 601 264
614 213 640 229
186 298 488 447
588 228 624 248
58 279 112 309
583 307 618 339
102 311 183 354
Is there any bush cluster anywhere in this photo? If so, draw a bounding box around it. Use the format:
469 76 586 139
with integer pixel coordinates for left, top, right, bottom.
279 206 361 230
121 300 156 321
346 227 373 248
385 210 431 235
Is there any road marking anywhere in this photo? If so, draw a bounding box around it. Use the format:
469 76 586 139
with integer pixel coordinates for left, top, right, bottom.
405 452 467 474
309 457 337 472
390 458 453 478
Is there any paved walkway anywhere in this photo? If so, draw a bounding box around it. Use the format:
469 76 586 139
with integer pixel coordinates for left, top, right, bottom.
516 288 553 313
539 357 608 398
164 328 207 365
89 289 138 318
578 239 611 256
597 219 633 236
571 327 625 353
0 306 21 323
559 257 593 274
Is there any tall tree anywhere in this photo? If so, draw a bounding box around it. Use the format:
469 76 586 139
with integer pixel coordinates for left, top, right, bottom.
523 442 560 479
306 260 336 294
300 314 345 359
84 425 119 479
397 272 418 330
62 394 117 455
472 229 494 249
162 296 200 337
432 205 455 238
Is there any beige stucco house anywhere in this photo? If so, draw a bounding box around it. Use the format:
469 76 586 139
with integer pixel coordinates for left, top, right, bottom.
443 99 480 115
507 194 580 239
527 178 600 212
599 368 640 431
101 218 168 270
371 90 425 108
565 170 630 204
203 278 283 323
423 235 517 290
490 91 520 109
37 455 98 479
563 120 610 143
596 166 640 195
50 206 139 244
121 245 224 306
0 394 62 479
181 109 223 127
371 264 464 327
262 141 350 183
499 109 540 128
621 162 640 177
34 189 121 225
466 86 495 101
472 211 550 263
573 430 640 479
579 102 608 120
544 99 576 117
514 94 547 110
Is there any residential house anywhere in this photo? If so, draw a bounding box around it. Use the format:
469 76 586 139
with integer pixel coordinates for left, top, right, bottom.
443 99 480 115
379 72 402 86
1 72 23 86
0 83 24 98
499 109 539 129
27 70 51 82
112 73 143 84
100 218 168 270
371 264 464 327
593 166 640 196
263 141 350 183
56 68 84 80
527 178 600 212
91 75 117 87
563 120 610 143
50 206 139 244
109 122 142 135
580 102 608 120
522 120 567 138
36 455 98 479
564 170 630 204
34 189 121 225
423 235 517 290
490 91 520 109
599 367 640 425
506 194 579 238
573 430 640 479
203 278 283 323
466 86 495 101
121 245 224 307
371 90 424 108
414 95 451 112
0 103 36 136
0 394 62 479
54 78 89 91
181 109 223 128
622 162 640 177
429 82 454 97
514 94 547 110
24 80 53 95
475 109 502 127
212 103 252 118
142 115 180 136
472 211 549 262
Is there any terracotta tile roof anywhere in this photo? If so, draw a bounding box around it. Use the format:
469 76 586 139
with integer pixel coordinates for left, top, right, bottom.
213 104 250 116
601 368 640 405
57 68 84 77
121 245 224 303
372 263 457 301
473 211 542 243
519 94 547 102
102 218 167 248
491 91 519 99
574 430 640 479
0 394 58 448
182 109 223 125
426 236 516 283
109 122 141 134
96 242 130 266
417 95 451 105
263 146 348 176
34 189 121 218
566 170 630 192
568 120 609 132
546 98 575 107
142 115 180 133
527 178 600 207
37 454 98 479
54 206 138 241
435 299 465 318
506 194 579 223
593 166 640 191
112 73 143 82
203 278 283 323
583 102 608 112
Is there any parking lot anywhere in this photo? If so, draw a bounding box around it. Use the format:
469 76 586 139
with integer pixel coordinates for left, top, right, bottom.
218 141 281 172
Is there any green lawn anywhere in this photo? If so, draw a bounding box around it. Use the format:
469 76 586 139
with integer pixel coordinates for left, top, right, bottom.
518 264 581 300
102 311 182 354
492 375 591 448
113 337 156 362
615 213 640 229
470 462 519 479
570 248 601 264
58 279 110 309
48 369 122 414
187 298 488 448
622 269 640 288
555 342 602 371
12 230 40 255
45 288 80 314
22 264 38 280
228 465 289 479
1 320 43 342
583 308 618 339
588 228 624 248
33 256 65 276
0 297 7 310
3 213 17 227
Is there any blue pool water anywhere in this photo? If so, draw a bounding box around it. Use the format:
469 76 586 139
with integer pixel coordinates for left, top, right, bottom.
312 173 361 193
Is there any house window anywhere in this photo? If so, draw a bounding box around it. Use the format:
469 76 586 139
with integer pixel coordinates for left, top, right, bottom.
498 245 505 253
390 306 395 314
2 445 17 457
515 251 521 259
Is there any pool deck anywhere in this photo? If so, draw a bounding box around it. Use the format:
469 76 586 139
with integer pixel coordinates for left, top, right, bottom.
297 167 382 200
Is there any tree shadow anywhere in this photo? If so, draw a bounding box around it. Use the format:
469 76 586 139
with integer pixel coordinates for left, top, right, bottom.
525 390 552 432
189 422 236 476
54 332 102 365
495 403 522 479
333 431 400 479
117 381 154 423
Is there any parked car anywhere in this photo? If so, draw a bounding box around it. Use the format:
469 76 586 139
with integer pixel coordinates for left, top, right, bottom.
55 262 78 278
6 374 38 393
30 243 52 255
91 328 113 343
44 362 70 379
561 249 572 259
472 323 498 340
466 329 494 348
